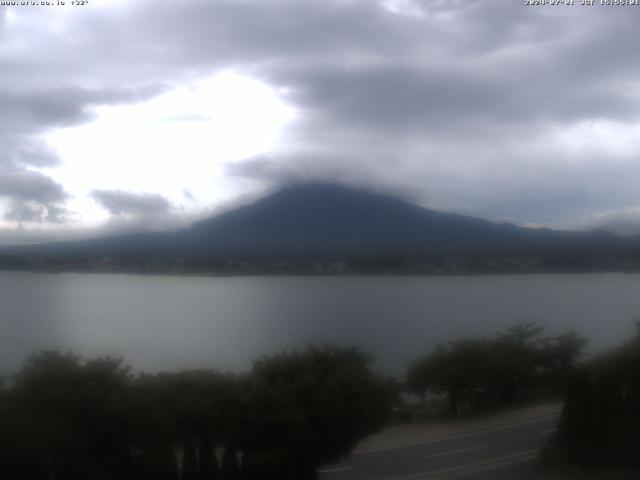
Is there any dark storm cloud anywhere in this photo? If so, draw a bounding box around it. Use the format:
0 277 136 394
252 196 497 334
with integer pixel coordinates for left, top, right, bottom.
0 85 165 134
91 190 172 216
114 0 416 67
0 168 68 205
2 201 70 224
256 3 640 142
274 63 640 137
0 168 70 224
45 205 73 224
3 202 45 224
6 0 640 137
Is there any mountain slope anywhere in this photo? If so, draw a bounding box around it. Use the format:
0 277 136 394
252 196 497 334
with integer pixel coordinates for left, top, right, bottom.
181 184 630 258
1 183 633 260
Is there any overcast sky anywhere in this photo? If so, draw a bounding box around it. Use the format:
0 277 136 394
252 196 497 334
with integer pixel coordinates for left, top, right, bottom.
2 0 640 244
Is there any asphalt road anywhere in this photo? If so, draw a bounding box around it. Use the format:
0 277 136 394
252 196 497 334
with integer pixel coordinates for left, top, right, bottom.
318 413 560 480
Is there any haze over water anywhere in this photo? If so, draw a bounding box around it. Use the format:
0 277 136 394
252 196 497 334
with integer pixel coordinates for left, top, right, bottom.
1 271 639 377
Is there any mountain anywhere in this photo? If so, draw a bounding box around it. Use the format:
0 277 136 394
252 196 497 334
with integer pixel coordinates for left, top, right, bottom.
181 183 628 258
1 184 637 271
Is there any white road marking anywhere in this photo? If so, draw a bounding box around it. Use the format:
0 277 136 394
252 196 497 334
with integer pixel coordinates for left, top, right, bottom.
541 428 557 435
354 414 560 455
383 449 540 480
318 466 352 474
423 444 487 459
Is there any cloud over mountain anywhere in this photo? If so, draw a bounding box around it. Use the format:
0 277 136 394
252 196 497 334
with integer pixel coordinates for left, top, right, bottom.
91 190 171 216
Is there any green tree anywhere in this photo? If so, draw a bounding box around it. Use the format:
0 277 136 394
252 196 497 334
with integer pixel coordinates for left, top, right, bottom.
7 351 133 480
553 324 640 467
1 345 392 480
243 345 391 480
130 369 243 480
407 324 586 416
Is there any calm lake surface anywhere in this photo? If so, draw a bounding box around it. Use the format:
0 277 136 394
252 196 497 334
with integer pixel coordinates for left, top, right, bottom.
1 271 639 376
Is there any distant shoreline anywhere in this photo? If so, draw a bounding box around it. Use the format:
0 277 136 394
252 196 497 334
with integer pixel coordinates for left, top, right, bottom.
1 266 638 278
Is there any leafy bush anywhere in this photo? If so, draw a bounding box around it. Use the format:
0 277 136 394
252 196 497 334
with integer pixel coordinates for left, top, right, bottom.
407 324 586 416
0 346 391 480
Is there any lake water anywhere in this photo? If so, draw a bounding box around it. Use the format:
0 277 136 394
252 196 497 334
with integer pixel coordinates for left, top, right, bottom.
1 271 639 377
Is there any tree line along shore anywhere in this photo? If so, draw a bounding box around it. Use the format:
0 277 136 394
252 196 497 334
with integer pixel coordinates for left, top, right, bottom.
1 323 639 479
